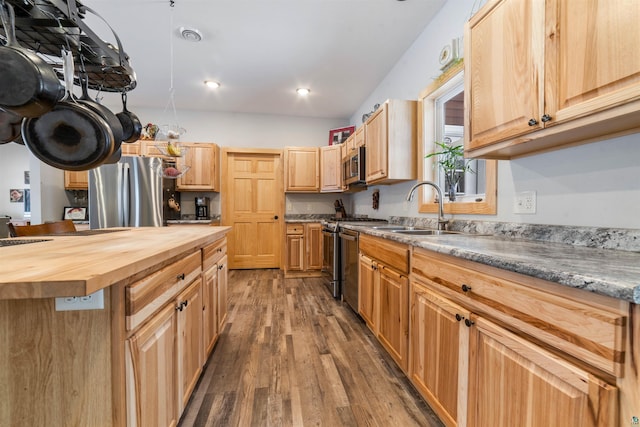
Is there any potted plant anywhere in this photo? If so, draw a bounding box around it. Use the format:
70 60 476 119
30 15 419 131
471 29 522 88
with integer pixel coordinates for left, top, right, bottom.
425 140 475 201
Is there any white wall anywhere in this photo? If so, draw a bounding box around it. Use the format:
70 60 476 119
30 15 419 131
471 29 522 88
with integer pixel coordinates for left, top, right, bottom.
0 144 31 219
349 0 640 230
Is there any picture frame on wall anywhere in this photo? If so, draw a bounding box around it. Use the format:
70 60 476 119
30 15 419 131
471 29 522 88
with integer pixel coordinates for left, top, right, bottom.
328 126 355 145
63 206 88 221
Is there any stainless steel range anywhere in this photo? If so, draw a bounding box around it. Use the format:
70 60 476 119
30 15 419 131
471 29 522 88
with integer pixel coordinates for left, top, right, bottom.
321 217 387 300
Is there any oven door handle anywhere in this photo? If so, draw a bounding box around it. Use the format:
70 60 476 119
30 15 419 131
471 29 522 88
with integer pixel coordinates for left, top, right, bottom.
338 232 357 241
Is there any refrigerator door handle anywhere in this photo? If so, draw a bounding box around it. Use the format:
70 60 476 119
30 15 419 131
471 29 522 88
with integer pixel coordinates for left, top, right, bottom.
121 163 130 227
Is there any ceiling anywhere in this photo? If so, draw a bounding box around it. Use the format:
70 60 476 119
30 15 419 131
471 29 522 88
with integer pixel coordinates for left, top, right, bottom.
82 0 446 119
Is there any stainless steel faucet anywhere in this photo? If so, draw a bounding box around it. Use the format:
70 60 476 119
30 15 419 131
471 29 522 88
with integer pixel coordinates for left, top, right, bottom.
406 181 448 230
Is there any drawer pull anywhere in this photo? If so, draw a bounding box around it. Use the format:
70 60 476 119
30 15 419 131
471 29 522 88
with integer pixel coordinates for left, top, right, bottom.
177 273 185 280
464 318 475 327
455 313 464 322
176 303 183 312
461 284 472 292
218 264 224 270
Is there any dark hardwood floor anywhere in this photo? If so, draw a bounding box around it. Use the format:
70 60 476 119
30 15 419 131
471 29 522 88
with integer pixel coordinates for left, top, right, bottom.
179 269 444 427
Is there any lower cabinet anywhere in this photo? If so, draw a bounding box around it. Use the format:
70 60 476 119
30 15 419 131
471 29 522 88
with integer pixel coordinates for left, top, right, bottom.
126 303 179 427
358 234 410 372
409 247 623 427
125 238 228 427
284 222 323 277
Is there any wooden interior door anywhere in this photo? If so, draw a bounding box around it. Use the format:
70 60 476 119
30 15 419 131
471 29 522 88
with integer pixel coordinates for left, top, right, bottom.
222 149 284 269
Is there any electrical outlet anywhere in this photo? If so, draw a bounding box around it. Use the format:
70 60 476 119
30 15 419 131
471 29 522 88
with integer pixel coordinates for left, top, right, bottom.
514 191 536 214
286 202 292 211
55 289 105 311
306 203 313 212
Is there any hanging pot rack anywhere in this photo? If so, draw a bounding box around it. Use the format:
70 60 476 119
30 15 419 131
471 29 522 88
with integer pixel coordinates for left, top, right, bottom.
0 0 136 92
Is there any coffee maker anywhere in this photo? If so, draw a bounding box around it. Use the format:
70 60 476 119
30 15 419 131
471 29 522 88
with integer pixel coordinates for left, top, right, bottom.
195 196 210 220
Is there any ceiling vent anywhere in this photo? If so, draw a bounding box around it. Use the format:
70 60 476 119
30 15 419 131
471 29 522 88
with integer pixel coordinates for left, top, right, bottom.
178 27 203 42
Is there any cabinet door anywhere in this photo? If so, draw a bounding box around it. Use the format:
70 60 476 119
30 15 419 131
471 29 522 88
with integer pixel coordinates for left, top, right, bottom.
378 265 409 372
358 253 378 332
284 147 319 192
177 143 219 191
410 282 469 427
355 125 365 147
465 0 545 150
305 223 323 270
176 279 203 413
545 0 640 126
64 170 89 190
217 254 228 331
127 304 178 427
202 265 219 358
468 315 618 427
121 141 141 155
285 234 304 271
365 105 388 182
320 145 343 192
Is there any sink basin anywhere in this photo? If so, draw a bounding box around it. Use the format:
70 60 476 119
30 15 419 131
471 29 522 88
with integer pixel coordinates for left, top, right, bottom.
371 225 411 230
391 229 463 236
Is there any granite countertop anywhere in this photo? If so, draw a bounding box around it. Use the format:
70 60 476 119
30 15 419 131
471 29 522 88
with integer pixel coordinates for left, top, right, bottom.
345 224 640 304
166 219 214 224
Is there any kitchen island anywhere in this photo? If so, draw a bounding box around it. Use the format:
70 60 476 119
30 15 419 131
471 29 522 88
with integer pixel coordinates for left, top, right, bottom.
0 226 230 427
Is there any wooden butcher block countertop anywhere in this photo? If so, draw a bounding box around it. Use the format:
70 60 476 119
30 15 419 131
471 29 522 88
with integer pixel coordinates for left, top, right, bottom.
0 226 230 300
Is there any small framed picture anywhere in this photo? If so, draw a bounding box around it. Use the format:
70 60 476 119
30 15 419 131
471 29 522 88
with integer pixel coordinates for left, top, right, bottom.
63 207 88 221
328 126 355 145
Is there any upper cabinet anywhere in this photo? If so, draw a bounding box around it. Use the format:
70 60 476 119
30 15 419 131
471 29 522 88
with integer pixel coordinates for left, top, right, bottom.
465 0 640 159
284 147 320 192
176 143 220 192
320 144 345 192
120 141 142 156
64 170 89 190
365 100 417 185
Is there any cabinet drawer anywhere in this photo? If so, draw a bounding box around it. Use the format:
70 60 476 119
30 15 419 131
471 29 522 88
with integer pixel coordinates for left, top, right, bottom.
360 234 409 274
126 251 202 331
202 237 227 271
286 223 304 235
412 248 626 377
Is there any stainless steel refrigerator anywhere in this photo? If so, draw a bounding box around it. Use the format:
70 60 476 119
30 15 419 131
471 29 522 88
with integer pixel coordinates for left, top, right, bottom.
89 156 177 229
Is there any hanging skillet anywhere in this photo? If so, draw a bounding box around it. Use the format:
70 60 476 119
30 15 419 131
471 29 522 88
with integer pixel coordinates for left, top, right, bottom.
77 73 123 153
0 108 22 144
0 3 63 117
116 93 142 143
22 50 115 171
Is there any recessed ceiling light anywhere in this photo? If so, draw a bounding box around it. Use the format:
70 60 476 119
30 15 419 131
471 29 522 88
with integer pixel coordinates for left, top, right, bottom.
205 80 220 89
179 27 203 42
296 88 310 96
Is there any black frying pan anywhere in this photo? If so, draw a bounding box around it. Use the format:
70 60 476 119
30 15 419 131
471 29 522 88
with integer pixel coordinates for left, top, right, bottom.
0 4 63 118
117 93 142 143
77 74 123 152
21 50 114 170
0 108 22 144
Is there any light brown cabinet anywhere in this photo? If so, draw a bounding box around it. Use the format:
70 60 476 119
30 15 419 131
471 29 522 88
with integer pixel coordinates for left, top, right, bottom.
64 170 89 190
202 238 227 358
121 141 142 156
176 143 220 192
410 247 625 427
126 303 179 427
320 144 344 192
284 147 319 192
359 234 410 372
284 222 323 277
176 279 203 413
465 0 640 158
364 99 417 185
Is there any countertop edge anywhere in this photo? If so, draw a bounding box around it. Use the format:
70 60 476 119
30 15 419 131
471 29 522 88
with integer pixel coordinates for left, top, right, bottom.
347 224 640 304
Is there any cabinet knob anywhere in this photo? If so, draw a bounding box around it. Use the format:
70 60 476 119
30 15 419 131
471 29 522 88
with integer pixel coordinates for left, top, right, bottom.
461 284 472 292
218 264 224 270
274 215 279 220
455 313 464 322
177 273 185 280
176 303 183 312
541 114 552 122
528 118 538 126
464 318 475 327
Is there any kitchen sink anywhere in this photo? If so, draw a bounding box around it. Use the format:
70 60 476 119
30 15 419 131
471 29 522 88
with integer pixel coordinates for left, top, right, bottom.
371 225 412 230
391 229 463 236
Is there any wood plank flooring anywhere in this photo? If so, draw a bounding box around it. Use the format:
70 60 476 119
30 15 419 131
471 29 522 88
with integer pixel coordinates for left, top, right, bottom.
179 269 444 427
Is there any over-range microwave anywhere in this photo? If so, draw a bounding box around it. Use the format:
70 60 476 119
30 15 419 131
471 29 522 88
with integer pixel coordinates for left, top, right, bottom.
343 146 366 186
